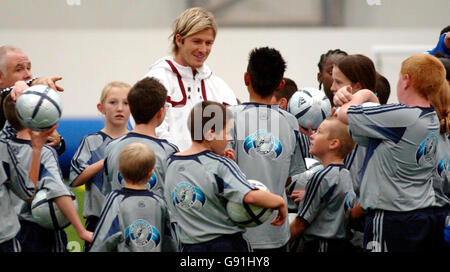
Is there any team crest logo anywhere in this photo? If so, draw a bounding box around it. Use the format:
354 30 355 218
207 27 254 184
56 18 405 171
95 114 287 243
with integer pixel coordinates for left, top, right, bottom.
416 131 438 165
118 172 123 184
124 219 160 249
344 190 357 213
437 154 449 178
243 130 282 158
171 182 206 210
147 172 157 190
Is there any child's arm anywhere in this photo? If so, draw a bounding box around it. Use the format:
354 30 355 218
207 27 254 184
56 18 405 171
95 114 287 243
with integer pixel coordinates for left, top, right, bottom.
26 125 58 201
70 159 104 187
334 86 379 124
243 189 287 226
54 195 93 242
289 217 309 243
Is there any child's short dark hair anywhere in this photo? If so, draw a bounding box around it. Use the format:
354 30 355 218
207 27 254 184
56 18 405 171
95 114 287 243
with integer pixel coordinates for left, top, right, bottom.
128 77 167 124
375 73 391 105
188 101 233 143
439 25 450 37
247 47 286 98
274 77 298 102
119 143 155 184
2 94 24 131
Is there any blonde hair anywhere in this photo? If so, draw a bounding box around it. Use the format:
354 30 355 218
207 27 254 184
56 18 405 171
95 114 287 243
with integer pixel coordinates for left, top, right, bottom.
170 7 217 55
100 81 131 104
325 117 355 158
119 143 155 184
400 54 446 100
429 82 450 134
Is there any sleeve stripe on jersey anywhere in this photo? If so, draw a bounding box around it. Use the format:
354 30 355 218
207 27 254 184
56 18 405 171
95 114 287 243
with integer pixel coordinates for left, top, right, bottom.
205 152 253 190
70 136 89 175
344 145 359 169
91 190 120 245
298 166 333 219
44 146 65 180
205 152 249 186
349 104 404 113
300 167 328 213
7 143 33 197
348 104 406 115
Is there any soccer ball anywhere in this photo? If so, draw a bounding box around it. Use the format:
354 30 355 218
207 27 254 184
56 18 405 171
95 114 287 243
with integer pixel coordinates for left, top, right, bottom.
351 102 380 146
226 180 273 227
15 84 63 131
31 189 78 230
287 87 331 130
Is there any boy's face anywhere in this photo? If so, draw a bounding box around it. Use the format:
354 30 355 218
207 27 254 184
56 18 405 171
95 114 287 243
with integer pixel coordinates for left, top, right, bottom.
175 28 215 69
98 87 130 128
309 120 332 157
210 119 234 155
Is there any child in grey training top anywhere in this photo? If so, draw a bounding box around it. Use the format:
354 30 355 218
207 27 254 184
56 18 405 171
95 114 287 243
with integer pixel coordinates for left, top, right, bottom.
69 81 130 251
3 93 92 252
290 117 357 252
90 142 177 252
164 101 287 252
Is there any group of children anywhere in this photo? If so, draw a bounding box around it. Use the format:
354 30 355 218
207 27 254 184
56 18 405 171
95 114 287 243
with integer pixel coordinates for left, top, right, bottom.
1 44 449 252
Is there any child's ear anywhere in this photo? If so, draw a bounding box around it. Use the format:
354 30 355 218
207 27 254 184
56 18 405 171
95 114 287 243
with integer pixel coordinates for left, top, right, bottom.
279 97 288 110
158 106 166 119
329 138 341 151
204 129 215 141
97 103 104 114
275 79 286 92
244 72 250 86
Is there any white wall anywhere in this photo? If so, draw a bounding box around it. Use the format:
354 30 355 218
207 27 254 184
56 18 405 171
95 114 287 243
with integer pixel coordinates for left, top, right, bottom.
0 27 438 117
344 0 450 28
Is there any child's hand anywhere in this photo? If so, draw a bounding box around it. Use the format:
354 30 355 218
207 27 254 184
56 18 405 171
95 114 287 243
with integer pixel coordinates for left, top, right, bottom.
291 189 306 205
270 201 287 226
10 81 30 101
46 129 62 147
299 124 313 137
28 124 58 149
79 229 94 243
333 85 353 107
222 148 235 160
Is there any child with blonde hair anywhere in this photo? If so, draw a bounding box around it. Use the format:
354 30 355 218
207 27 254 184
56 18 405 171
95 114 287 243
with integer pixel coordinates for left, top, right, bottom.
90 142 178 252
69 81 131 251
290 117 357 252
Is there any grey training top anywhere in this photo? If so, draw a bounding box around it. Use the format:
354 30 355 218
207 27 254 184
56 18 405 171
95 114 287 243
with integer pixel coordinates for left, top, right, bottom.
229 103 306 249
347 104 440 211
164 150 255 245
298 164 355 240
90 188 178 252
69 131 112 218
